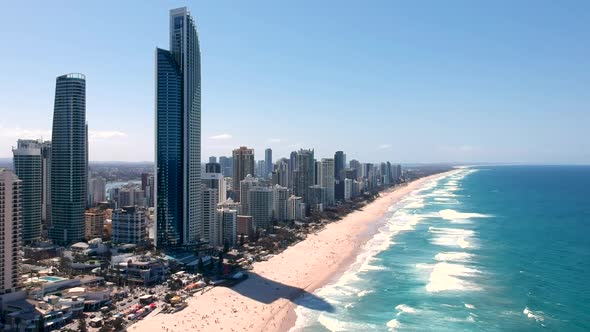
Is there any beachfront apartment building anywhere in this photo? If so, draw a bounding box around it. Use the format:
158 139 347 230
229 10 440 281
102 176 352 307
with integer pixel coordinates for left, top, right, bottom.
272 185 289 222
319 158 336 206
202 187 220 247
287 195 305 221
239 175 259 216
0 169 22 294
248 186 273 231
218 207 237 247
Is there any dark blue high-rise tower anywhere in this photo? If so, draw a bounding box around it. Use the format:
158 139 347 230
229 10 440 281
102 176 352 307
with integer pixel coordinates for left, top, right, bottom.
49 73 87 245
155 7 201 247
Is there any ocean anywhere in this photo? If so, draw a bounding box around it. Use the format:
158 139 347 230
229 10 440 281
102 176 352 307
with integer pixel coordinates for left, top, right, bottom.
291 166 590 331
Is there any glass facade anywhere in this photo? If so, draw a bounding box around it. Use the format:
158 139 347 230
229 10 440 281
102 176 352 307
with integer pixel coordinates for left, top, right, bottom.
156 7 201 247
49 74 87 245
12 140 43 243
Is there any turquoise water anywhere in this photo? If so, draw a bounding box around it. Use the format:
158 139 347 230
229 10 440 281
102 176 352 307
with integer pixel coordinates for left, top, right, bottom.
291 166 590 331
40 276 65 282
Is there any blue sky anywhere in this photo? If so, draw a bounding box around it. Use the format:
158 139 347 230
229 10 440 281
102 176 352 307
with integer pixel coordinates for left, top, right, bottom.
0 1 588 163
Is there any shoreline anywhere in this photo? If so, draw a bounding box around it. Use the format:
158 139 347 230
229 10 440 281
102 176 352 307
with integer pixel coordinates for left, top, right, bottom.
269 171 453 332
132 171 453 332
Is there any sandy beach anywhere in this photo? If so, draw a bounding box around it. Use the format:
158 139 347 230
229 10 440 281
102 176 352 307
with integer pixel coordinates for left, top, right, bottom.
132 172 450 332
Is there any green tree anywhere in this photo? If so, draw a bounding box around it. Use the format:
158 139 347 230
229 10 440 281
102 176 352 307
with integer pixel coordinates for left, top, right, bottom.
59 256 72 276
223 240 230 253
78 317 88 332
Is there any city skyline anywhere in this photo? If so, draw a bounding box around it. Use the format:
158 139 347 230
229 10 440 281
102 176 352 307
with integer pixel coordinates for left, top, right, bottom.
0 1 588 164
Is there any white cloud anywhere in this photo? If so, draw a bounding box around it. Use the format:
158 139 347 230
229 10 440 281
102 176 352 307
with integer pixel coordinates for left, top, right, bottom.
268 138 281 143
209 133 233 140
378 144 392 149
89 130 127 141
0 126 51 139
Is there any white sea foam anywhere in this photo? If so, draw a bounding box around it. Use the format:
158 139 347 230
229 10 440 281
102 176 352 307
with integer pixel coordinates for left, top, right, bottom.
359 263 386 272
395 304 417 315
429 227 475 249
430 189 457 197
291 171 461 331
435 252 474 262
357 289 373 297
317 313 380 332
523 307 545 323
386 318 401 330
425 262 481 292
439 209 492 220
415 263 433 270
464 303 476 309
445 185 459 191
317 313 350 331
405 200 425 209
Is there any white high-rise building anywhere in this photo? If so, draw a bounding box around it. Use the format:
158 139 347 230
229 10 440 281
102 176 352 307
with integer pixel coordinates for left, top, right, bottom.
287 195 305 221
202 186 219 246
239 175 259 216
344 178 353 201
89 176 106 206
248 186 273 230
112 206 146 244
202 173 226 203
272 185 289 222
0 170 22 294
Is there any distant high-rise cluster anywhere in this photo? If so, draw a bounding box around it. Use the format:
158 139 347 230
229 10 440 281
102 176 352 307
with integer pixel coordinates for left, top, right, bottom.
202 146 402 247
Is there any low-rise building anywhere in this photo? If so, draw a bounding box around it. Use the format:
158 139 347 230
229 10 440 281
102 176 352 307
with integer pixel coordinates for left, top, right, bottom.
126 258 166 286
84 208 106 240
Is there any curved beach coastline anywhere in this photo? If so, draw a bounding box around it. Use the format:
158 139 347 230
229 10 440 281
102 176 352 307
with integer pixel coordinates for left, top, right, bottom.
132 171 454 332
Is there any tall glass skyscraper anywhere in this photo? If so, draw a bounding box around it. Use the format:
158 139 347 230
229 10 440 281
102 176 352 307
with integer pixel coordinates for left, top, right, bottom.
294 149 315 213
12 139 43 243
49 73 87 245
264 148 273 179
155 7 202 247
